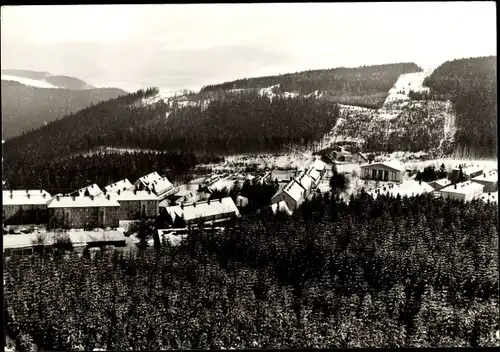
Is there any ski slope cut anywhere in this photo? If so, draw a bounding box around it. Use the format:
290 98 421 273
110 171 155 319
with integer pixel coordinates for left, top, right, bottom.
1 74 61 89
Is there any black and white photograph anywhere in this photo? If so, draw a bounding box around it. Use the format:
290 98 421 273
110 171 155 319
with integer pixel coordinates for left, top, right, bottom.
1 2 498 350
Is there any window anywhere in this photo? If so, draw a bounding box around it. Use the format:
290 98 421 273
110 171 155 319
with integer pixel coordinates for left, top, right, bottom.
372 169 377 179
384 170 389 181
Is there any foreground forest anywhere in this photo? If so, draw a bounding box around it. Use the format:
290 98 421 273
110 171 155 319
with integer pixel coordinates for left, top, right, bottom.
423 56 497 157
200 62 422 109
4 193 499 350
1 80 127 140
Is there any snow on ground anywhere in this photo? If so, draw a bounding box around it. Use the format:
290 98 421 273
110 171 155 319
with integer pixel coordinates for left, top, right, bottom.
2 74 61 89
382 70 432 107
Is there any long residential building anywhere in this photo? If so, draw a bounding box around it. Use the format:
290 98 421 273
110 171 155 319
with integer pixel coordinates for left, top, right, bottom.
2 190 51 225
47 194 120 229
164 197 240 226
471 170 498 193
440 181 484 202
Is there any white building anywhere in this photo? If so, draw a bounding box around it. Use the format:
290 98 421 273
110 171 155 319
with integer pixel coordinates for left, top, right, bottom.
134 172 175 200
270 180 306 213
475 191 498 204
428 178 452 191
441 181 484 202
367 180 433 199
360 160 405 182
104 179 134 193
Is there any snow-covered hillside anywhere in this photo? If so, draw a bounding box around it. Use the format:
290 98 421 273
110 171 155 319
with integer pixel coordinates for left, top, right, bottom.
1 74 61 89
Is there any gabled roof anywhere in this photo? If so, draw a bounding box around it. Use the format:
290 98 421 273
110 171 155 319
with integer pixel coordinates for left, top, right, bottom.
47 195 120 208
136 172 173 195
307 167 321 183
166 197 240 222
311 159 327 171
296 171 314 191
104 179 134 193
360 160 405 172
280 180 306 202
3 190 52 205
76 184 103 197
397 180 434 195
108 190 159 201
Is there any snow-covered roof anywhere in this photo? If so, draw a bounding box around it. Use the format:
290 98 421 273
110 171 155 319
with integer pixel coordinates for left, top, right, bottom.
472 170 498 183
104 179 134 193
441 181 484 195
452 164 484 175
311 159 327 172
166 197 240 223
3 190 51 205
397 180 434 196
108 190 158 201
136 172 173 196
4 233 57 249
271 200 293 215
236 195 249 207
76 184 103 197
47 195 120 208
296 171 313 191
66 230 125 247
282 180 306 202
432 178 452 188
360 160 405 172
307 168 321 183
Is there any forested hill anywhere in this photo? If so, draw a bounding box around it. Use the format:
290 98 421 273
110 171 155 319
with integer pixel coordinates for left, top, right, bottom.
3 87 160 163
200 62 422 108
1 80 128 140
423 56 497 157
3 90 340 167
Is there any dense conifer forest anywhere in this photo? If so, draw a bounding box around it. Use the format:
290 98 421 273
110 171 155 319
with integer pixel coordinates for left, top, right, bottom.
423 56 497 157
1 80 127 140
4 193 499 350
200 63 422 108
2 151 223 194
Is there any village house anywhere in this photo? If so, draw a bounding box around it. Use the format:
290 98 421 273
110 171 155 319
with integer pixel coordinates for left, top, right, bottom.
134 172 175 201
75 184 103 197
270 179 306 213
471 170 498 193
306 165 322 186
2 190 51 225
104 179 134 193
449 164 484 182
295 171 315 196
164 197 240 227
108 189 159 220
271 200 293 215
47 194 121 229
440 181 484 202
428 178 452 191
476 191 498 204
311 159 328 178
360 160 404 182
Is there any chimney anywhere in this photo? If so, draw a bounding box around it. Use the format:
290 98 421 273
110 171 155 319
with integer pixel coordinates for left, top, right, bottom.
219 198 222 203
26 190 29 194
118 190 121 195
181 203 184 209
56 195 60 201
43 194 46 198
27 194 30 199
419 180 422 185
40 190 43 194
107 195 110 200
90 195 94 201
454 184 457 189
193 202 196 207
207 199 210 205
72 195 75 201
134 189 137 195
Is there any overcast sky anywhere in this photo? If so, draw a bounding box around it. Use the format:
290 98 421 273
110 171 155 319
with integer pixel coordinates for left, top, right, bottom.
1 3 496 93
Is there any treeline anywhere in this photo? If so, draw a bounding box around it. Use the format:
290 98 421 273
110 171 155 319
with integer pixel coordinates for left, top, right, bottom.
200 63 422 108
4 193 498 350
1 80 128 140
423 56 497 157
3 91 340 166
2 151 223 194
2 87 161 163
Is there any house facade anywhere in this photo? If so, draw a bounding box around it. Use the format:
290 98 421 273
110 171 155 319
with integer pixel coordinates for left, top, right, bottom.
110 189 159 220
47 195 120 229
360 161 404 182
2 190 51 225
165 197 240 226
270 180 306 212
135 172 175 200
